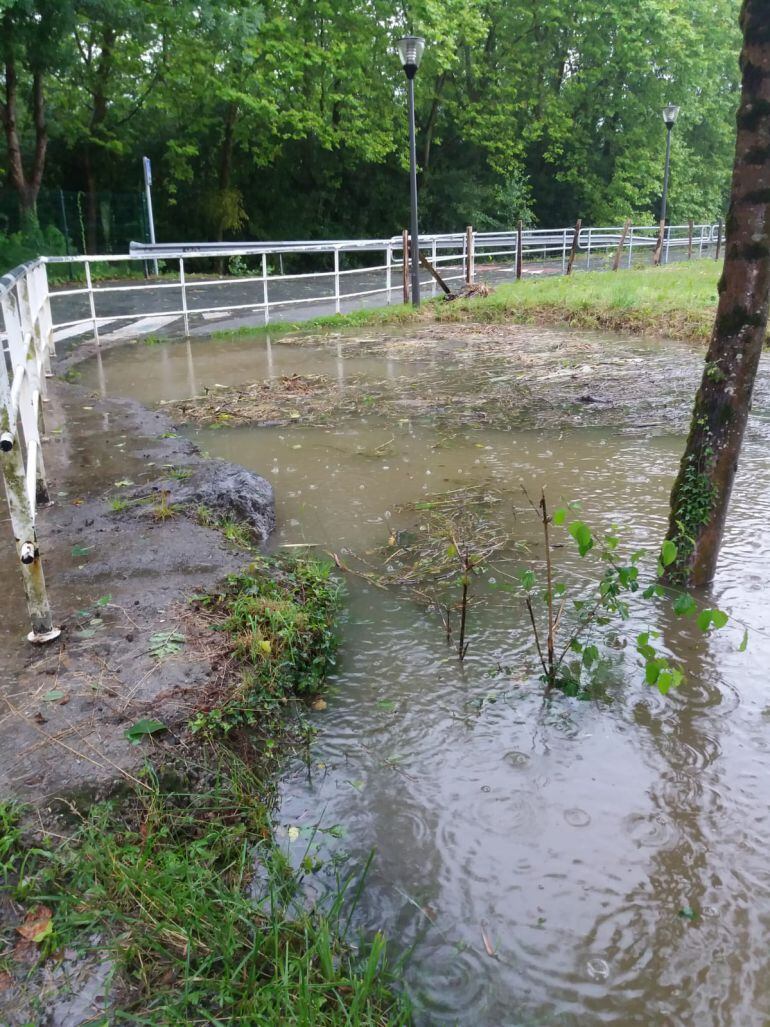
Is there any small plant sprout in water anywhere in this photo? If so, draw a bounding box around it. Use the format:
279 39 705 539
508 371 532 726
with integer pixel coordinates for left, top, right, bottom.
517 488 731 697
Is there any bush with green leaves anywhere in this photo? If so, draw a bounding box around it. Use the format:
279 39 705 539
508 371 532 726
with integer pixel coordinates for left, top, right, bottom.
515 491 730 697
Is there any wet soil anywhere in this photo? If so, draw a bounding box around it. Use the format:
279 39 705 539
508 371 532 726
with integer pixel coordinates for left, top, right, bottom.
0 381 273 808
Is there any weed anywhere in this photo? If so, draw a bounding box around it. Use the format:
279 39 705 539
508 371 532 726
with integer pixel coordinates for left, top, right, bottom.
152 488 180 521
109 496 130 513
196 504 255 549
190 554 341 734
0 764 408 1023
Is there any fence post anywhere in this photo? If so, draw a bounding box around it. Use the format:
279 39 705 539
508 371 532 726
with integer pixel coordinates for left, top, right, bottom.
84 261 100 344
385 244 392 305
402 229 409 304
561 229 567 273
516 220 523 280
432 238 438 296
333 248 341 314
566 219 582 275
586 226 592 270
466 225 474 285
628 226 635 268
687 219 693 260
653 218 665 266
262 253 269 325
0 325 59 643
179 258 189 336
36 264 55 381
612 219 631 271
2 289 48 503
715 219 723 261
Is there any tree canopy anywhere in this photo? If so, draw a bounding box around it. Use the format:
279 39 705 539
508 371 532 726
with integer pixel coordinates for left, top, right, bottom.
1 0 743 246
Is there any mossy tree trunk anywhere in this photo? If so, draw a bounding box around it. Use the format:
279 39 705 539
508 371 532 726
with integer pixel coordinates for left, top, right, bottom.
665 0 770 586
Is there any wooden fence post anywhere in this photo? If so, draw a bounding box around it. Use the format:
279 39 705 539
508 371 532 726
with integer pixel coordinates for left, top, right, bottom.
688 219 693 260
516 220 523 280
715 218 723 261
402 228 409 304
566 218 582 275
465 225 474 284
612 219 631 271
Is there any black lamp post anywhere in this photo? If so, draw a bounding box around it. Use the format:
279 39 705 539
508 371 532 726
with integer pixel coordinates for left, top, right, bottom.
660 103 680 227
396 35 425 307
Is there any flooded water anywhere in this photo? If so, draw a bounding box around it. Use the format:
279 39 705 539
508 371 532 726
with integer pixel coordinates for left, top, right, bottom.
80 326 770 1025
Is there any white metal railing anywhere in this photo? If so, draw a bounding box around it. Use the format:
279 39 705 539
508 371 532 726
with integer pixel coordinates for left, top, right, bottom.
0 218 722 641
0 259 60 642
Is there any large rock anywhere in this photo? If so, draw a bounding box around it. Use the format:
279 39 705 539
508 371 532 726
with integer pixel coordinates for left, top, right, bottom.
174 459 275 541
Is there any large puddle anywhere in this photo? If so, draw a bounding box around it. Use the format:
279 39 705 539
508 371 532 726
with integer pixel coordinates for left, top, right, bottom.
80 326 770 1025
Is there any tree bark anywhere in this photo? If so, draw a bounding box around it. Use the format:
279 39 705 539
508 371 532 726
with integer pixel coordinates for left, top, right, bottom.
664 0 770 586
0 14 48 229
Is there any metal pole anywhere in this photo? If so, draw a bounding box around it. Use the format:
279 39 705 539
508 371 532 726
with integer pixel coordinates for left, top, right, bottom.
179 257 189 336
262 253 269 325
432 238 437 296
566 219 581 275
386 244 392 304
334 248 341 314
142 156 159 276
516 220 523 279
466 225 474 284
402 228 409 304
660 123 673 229
407 76 420 307
84 261 100 345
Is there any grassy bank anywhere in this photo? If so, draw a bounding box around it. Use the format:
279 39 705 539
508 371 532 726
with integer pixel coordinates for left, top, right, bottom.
0 554 409 1025
213 261 721 344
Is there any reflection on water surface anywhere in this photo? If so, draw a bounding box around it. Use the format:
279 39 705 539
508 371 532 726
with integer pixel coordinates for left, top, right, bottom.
82 326 770 1025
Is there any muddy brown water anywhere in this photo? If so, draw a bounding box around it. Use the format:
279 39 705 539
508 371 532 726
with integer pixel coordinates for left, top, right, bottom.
76 326 770 1025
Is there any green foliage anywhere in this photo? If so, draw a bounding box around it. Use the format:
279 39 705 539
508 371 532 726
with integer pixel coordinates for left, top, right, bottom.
190 555 342 734
520 493 730 697
0 774 407 1023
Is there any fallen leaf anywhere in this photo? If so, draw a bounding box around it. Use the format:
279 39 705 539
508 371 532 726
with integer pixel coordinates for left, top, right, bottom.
480 921 495 957
311 698 327 711
42 690 65 702
125 719 168 745
16 907 53 944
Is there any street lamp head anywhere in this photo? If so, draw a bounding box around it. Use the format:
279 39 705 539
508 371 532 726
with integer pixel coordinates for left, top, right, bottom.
396 36 425 80
662 103 680 128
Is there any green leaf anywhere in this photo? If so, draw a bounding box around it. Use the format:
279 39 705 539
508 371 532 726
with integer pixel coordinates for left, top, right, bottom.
71 544 92 558
710 609 728 629
739 628 749 652
42 689 65 702
95 594 112 607
553 507 567 526
149 631 186 659
125 719 168 745
660 540 678 567
673 594 697 617
697 609 713 632
568 521 593 557
519 569 536 591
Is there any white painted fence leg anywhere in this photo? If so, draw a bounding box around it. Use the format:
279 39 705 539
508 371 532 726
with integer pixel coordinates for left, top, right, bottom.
385 245 392 305
84 261 99 345
431 239 437 297
562 230 567 273
628 228 634 268
334 248 341 314
262 253 270 325
179 257 190 336
0 340 59 642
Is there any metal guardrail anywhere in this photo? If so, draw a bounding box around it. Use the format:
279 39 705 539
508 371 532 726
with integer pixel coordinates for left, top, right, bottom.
0 258 60 642
0 219 721 641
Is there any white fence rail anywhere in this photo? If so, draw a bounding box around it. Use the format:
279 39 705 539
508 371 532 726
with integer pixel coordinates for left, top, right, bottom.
1 219 722 641
0 259 60 642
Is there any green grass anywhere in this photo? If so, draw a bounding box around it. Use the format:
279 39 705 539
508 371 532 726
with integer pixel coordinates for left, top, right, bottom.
1 555 407 1023
211 261 722 344
1 767 408 1024
190 554 342 734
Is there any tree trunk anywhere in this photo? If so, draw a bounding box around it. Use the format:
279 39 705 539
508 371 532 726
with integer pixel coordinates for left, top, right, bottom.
664 0 770 586
1 15 47 231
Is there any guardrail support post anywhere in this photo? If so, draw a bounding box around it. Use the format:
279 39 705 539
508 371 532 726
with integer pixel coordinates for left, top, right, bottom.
333 248 341 314
179 257 190 335
586 226 592 270
262 253 270 325
612 219 631 271
687 219 693 260
84 261 100 344
0 341 59 643
402 229 409 304
628 225 635 268
566 219 581 275
431 238 438 296
466 225 474 285
516 220 523 280
2 290 49 503
385 244 392 304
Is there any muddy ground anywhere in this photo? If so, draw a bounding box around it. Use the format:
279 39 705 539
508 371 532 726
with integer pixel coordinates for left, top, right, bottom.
0 380 273 811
